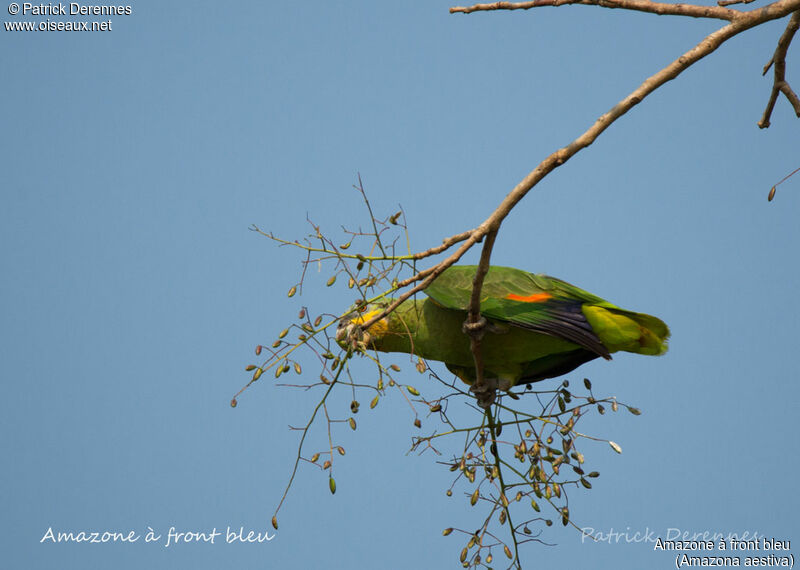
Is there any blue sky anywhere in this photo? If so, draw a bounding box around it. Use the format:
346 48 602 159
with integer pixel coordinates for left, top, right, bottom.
2 1 798 568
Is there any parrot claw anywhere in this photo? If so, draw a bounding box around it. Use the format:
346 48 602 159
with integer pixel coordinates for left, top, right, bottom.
462 316 488 341
470 377 498 409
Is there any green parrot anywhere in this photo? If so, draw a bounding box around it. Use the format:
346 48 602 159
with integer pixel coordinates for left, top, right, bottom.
336 265 669 405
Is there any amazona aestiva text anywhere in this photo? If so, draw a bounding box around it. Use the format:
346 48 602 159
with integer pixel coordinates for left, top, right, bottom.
336 265 669 406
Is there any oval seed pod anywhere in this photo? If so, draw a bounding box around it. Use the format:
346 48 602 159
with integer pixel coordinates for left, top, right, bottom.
561 507 570 526
336 446 345 456
611 400 619 412
326 275 336 287
390 364 401 372
314 315 323 327
271 516 278 530
768 186 776 201
287 286 297 298
414 418 421 428
628 407 642 415
609 441 622 454
245 364 256 371
255 345 262 355
272 340 280 348
230 398 237 408
443 528 453 536
499 510 506 524
429 403 442 413
486 553 493 564
310 452 320 463
406 386 419 396
252 368 263 381
329 477 336 494
298 308 305 319
459 547 468 563
470 488 479 506
584 378 592 390
504 545 513 559
370 395 379 409
530 498 540 512
348 418 356 430
293 363 302 374
580 478 592 489
322 460 331 470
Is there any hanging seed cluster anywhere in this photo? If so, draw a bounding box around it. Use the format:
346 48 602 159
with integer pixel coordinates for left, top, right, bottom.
434 379 640 568
239 194 439 537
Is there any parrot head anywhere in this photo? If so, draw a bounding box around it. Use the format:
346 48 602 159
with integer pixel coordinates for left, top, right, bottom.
335 301 393 351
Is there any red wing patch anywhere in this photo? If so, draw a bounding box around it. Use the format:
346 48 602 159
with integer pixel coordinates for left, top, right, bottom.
506 292 553 303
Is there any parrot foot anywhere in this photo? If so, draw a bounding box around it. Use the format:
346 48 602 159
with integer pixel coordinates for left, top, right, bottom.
470 377 498 409
462 316 487 332
462 316 487 339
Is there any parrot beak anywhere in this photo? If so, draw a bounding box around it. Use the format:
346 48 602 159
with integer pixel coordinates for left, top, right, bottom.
336 309 381 350
336 315 371 349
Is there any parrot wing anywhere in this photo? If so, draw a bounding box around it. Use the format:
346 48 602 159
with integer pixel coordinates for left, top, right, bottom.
425 266 614 359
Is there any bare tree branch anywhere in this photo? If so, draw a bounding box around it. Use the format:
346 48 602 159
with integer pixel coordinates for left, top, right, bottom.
450 0 738 21
464 229 498 408
360 0 800 353
759 9 800 128
718 0 756 8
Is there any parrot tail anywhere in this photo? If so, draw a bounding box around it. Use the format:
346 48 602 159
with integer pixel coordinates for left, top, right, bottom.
582 305 670 356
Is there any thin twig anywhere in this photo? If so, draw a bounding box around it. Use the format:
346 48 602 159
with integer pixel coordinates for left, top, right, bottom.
758 9 800 128
450 0 738 21
718 0 756 7
486 406 522 569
